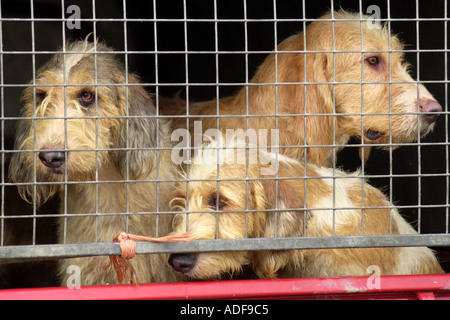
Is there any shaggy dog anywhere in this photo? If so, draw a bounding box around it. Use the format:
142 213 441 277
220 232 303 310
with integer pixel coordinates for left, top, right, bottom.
163 10 442 166
9 40 180 286
168 138 443 279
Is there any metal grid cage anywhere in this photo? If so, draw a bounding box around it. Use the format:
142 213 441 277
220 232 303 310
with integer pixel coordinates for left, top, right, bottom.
0 0 449 289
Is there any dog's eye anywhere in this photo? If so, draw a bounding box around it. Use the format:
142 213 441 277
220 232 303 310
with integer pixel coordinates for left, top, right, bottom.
207 195 226 210
79 91 95 106
365 56 380 67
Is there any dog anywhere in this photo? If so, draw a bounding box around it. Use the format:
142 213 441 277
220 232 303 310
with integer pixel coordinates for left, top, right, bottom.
9 40 180 286
168 137 443 280
162 10 442 167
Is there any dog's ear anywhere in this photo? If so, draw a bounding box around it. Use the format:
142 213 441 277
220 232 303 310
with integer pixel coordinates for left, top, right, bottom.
276 34 334 167
251 174 308 278
116 74 159 179
303 51 335 167
258 176 307 238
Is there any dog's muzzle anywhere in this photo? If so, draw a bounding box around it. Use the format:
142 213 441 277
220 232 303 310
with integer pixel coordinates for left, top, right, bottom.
39 151 66 169
420 99 442 124
168 253 197 274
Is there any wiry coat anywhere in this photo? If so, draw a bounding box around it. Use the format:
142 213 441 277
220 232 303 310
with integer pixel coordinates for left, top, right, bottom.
9 41 180 285
169 139 443 280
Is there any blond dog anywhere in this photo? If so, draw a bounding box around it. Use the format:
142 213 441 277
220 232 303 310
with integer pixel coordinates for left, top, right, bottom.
9 40 180 285
163 10 441 166
168 138 443 279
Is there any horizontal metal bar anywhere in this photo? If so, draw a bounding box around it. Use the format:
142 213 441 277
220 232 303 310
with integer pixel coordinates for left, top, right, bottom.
1 202 449 220
0 242 121 263
0 17 449 23
5 109 448 121
2 48 449 55
1 234 449 264
3 173 450 190
3 142 449 157
2 80 449 88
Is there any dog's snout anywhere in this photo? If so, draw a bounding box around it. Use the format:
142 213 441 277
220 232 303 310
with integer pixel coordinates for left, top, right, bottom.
38 151 66 169
420 99 442 124
168 253 197 274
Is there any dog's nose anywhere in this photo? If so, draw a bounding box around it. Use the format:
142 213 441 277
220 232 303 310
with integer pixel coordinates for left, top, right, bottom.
38 151 65 169
168 253 197 274
420 99 442 124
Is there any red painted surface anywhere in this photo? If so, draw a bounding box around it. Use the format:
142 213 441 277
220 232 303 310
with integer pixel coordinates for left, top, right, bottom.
1 274 449 300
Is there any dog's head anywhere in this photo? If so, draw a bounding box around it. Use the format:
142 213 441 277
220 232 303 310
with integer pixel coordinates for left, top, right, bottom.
168 139 308 279
324 11 441 146
271 10 442 165
9 40 160 206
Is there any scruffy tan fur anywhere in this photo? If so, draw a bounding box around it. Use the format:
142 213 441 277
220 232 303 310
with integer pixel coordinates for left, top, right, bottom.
9 40 180 286
163 10 441 166
168 138 443 280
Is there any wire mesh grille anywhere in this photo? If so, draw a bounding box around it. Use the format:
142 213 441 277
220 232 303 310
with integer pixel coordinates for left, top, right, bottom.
0 0 449 286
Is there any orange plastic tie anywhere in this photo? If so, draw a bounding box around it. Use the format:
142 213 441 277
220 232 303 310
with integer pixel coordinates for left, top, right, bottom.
107 231 190 285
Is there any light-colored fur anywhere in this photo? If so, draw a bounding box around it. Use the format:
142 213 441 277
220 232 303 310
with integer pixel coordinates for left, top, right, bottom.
9 40 180 286
168 138 443 280
162 10 441 166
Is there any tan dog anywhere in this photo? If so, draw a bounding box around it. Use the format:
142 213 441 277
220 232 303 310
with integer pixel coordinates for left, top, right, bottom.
163 10 441 166
9 40 180 286
168 138 443 279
